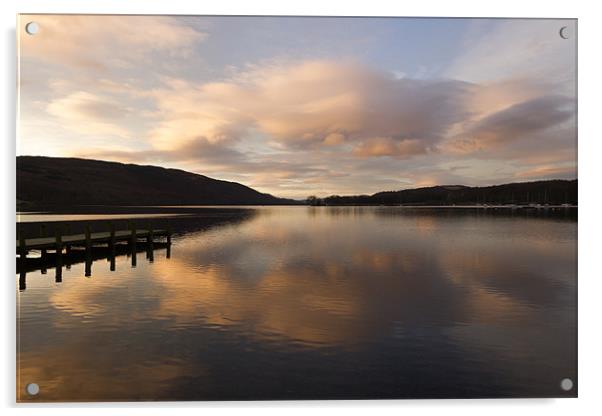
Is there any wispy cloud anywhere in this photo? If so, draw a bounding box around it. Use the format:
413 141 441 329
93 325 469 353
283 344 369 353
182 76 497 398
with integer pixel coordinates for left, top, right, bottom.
445 19 576 89
446 95 574 153
46 91 135 138
20 15 206 71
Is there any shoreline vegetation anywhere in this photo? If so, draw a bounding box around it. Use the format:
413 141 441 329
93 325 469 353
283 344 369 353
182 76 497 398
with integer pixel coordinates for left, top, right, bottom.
17 156 577 211
306 180 577 207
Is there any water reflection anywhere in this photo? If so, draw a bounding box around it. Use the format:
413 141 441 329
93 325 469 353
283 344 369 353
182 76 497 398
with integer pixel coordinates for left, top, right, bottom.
17 242 171 291
17 207 576 401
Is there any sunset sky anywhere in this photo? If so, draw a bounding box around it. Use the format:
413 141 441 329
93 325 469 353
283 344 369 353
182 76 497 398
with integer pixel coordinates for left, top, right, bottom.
18 15 576 199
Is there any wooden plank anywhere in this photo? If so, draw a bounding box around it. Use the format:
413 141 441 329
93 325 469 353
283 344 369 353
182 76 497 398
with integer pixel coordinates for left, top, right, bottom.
16 229 168 251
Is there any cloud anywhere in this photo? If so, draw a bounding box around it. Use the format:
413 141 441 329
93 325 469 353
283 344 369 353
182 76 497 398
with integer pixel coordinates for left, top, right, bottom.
47 91 132 137
445 19 576 90
440 19 577 162
81 136 246 166
446 95 574 153
146 59 575 165
71 57 575 198
20 15 206 70
353 137 427 158
515 165 577 180
147 60 473 158
18 15 576 198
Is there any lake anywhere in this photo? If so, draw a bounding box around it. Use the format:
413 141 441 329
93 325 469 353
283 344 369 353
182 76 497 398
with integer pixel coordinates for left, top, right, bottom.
16 206 577 401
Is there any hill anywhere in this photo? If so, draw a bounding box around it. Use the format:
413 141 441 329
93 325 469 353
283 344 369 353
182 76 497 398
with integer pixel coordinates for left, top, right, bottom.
312 180 577 206
17 156 296 207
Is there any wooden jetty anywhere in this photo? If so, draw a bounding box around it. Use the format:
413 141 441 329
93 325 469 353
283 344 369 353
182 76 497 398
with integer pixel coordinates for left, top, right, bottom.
17 223 171 259
16 221 173 290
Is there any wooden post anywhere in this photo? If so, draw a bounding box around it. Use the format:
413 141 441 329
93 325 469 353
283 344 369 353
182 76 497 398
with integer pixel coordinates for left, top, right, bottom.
130 222 137 247
19 272 26 290
18 226 27 289
85 225 91 250
40 248 47 274
85 256 92 277
84 225 92 277
109 222 116 247
146 221 154 262
55 229 63 282
147 221 154 244
39 224 48 266
19 233 26 260
55 229 63 255
166 220 172 259
166 219 172 245
109 222 116 271
18 232 27 286
130 221 137 267
64 224 71 269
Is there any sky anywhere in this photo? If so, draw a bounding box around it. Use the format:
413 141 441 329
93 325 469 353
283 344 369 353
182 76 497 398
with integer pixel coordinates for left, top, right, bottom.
18 15 577 199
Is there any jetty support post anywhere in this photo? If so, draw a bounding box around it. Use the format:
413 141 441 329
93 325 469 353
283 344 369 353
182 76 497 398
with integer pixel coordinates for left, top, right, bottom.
109 222 116 271
129 221 137 267
131 249 137 267
166 220 172 259
55 229 63 283
55 229 63 257
40 224 48 274
85 224 91 251
84 224 92 277
109 222 116 248
64 224 72 270
18 231 27 289
146 221 154 261
166 219 172 244
129 221 137 250
19 272 26 291
147 221 154 244
85 256 92 277
64 223 72 257
18 232 27 262
40 224 47 259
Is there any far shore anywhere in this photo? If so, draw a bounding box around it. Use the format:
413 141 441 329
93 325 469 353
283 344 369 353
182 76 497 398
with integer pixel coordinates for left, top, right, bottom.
16 203 578 218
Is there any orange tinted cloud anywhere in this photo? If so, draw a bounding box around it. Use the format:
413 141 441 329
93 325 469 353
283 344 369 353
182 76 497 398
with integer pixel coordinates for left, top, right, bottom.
353 137 427 158
19 15 206 70
146 60 473 156
515 165 577 180
47 91 132 138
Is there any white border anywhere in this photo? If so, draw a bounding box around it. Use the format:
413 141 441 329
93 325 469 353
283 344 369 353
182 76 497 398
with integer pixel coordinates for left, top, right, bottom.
2 1 601 414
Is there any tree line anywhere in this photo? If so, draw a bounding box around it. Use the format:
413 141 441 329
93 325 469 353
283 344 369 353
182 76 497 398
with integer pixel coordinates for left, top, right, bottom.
306 180 577 206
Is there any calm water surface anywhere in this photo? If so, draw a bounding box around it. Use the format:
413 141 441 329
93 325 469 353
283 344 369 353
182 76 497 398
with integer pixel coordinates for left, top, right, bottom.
17 207 577 401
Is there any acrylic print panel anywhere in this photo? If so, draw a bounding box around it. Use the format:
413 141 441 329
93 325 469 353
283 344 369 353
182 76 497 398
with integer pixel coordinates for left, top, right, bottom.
16 14 577 402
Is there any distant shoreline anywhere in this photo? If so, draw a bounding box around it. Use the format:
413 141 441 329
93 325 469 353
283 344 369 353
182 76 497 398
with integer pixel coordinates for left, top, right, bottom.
305 204 578 209
16 203 578 215
17 156 576 208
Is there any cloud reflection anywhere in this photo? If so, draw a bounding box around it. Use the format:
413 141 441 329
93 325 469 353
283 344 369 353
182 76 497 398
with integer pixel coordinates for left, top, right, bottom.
17 208 576 400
